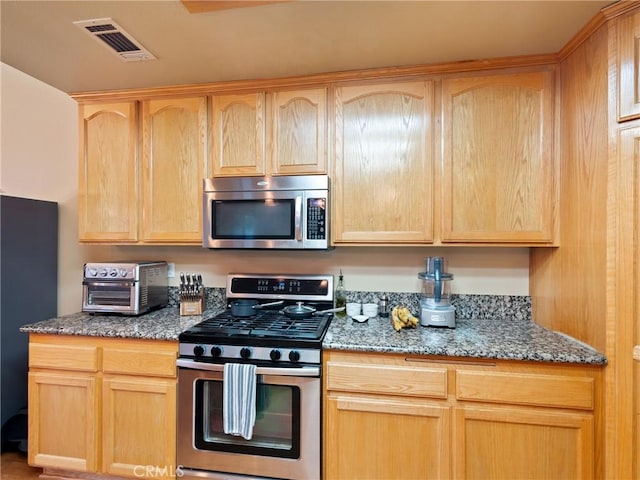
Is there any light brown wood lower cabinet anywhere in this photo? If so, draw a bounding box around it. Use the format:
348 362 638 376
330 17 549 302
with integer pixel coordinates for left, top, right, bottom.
27 334 178 480
324 350 602 480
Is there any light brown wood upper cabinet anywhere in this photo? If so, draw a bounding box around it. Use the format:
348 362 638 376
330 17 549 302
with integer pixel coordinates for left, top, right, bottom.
141 96 207 243
210 92 266 176
441 70 556 243
333 81 434 244
210 88 327 177
270 88 327 175
78 101 138 243
616 8 640 122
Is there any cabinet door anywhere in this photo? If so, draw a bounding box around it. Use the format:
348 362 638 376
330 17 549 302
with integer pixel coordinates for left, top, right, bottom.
334 81 434 243
78 101 138 242
211 92 266 176
271 88 327 175
102 376 177 479
441 71 555 243
325 394 450 480
454 406 594 479
617 9 640 121
28 371 99 472
141 97 207 243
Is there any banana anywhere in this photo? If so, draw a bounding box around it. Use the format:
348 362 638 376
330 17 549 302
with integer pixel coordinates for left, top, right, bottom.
391 305 418 331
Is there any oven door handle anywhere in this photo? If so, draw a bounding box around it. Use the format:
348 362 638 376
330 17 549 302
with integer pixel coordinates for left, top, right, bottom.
82 280 135 287
177 358 320 377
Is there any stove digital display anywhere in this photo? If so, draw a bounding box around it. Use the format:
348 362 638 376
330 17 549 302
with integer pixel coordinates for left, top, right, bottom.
230 277 329 295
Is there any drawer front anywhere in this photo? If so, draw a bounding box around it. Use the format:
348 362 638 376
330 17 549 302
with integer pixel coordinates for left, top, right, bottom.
102 348 177 378
327 362 447 398
29 343 99 372
456 370 594 410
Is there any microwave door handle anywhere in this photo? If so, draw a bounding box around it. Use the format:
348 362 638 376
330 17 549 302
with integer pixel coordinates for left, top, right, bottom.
295 196 303 241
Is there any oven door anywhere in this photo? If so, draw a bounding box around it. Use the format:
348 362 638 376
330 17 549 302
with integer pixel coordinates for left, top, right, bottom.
177 360 320 480
82 280 137 314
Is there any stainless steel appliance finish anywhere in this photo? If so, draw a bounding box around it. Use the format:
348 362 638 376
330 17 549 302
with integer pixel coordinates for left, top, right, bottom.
82 261 168 315
202 175 330 250
177 273 333 480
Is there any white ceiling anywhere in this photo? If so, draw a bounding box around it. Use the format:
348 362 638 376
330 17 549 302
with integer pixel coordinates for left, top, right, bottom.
0 0 613 95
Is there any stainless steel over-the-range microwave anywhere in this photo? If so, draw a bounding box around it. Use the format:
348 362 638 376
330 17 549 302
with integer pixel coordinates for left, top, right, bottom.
202 175 329 250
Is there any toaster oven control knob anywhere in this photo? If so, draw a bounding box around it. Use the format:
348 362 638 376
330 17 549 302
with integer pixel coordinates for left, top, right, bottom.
288 350 300 363
193 345 205 357
240 347 252 359
99 268 108 277
109 268 118 277
211 346 222 358
87 267 98 277
119 269 128 277
270 349 281 361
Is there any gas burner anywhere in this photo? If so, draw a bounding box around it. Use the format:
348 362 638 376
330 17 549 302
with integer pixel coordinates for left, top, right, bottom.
178 273 335 365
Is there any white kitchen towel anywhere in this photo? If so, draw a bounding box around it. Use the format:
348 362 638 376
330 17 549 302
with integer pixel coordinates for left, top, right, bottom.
223 363 257 440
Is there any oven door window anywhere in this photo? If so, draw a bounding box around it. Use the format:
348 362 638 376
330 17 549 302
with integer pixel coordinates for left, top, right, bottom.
194 379 301 459
85 282 133 306
212 199 295 239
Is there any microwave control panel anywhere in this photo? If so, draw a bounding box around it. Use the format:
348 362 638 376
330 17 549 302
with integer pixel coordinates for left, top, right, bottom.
307 198 326 240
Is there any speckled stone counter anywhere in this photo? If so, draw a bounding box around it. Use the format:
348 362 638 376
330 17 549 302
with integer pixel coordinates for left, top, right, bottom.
20 294 607 366
323 316 607 365
19 306 222 341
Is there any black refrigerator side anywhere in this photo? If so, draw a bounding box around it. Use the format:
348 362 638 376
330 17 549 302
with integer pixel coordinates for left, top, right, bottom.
1 195 58 450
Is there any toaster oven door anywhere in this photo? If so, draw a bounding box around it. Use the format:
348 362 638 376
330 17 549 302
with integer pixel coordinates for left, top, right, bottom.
82 280 137 313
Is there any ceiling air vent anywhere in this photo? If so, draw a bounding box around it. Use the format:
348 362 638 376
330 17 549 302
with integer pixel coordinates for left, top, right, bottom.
73 18 156 62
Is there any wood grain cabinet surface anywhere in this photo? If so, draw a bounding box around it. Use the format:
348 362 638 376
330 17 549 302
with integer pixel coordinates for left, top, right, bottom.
141 96 208 244
332 80 434 244
323 351 602 480
210 88 327 177
79 97 207 245
441 70 556 244
616 9 640 122
78 101 138 243
27 335 178 480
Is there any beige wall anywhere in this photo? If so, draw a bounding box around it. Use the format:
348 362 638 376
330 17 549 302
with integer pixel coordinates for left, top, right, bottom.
1 63 531 317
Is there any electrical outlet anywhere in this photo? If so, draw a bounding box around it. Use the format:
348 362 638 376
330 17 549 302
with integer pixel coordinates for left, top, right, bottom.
167 262 176 278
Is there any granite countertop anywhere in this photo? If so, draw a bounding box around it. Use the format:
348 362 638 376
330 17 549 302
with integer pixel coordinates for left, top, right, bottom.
20 306 607 366
324 315 607 365
19 306 219 341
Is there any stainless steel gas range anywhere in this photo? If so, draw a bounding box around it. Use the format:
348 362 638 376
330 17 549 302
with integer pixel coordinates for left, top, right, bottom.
176 273 336 480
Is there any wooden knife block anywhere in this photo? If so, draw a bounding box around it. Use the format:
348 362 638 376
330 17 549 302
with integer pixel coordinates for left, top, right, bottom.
180 294 204 316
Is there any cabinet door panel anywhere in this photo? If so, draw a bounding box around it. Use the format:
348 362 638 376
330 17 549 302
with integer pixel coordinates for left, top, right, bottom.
28 372 98 472
141 97 207 243
102 376 177 479
442 71 555 243
455 406 594 479
271 88 327 174
79 102 138 242
617 10 640 121
211 93 266 176
325 394 450 480
334 81 434 243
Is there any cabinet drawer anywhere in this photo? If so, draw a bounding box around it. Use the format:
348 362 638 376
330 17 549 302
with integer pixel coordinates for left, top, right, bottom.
456 370 594 410
102 348 177 378
29 343 99 372
326 362 447 398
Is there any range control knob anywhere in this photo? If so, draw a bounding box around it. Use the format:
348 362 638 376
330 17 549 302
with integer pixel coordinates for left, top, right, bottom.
240 347 252 359
119 269 128 278
99 268 108 277
270 349 281 361
211 346 222 358
193 345 204 357
109 268 118 277
289 350 301 363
